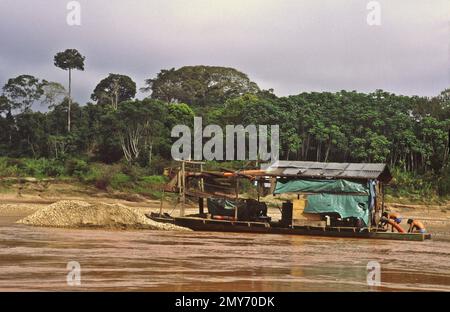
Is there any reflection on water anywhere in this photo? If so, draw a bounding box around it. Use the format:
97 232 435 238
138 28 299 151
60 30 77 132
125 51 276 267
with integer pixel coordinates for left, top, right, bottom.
0 216 449 291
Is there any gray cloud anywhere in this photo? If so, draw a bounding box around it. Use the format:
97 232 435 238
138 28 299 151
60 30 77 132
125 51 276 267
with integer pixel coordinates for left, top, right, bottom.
0 0 448 106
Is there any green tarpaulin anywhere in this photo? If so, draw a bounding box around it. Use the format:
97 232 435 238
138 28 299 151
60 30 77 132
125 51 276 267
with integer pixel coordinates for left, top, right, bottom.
274 179 370 225
207 198 237 217
274 179 369 195
304 193 369 225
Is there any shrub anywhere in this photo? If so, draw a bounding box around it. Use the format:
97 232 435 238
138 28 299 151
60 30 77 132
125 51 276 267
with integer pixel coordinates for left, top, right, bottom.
65 159 90 177
21 159 64 178
94 171 113 190
140 175 167 185
438 166 450 197
0 157 20 177
43 161 65 177
387 167 437 202
129 175 168 199
81 163 118 190
110 173 132 189
0 158 41 177
120 163 148 182
5 158 25 168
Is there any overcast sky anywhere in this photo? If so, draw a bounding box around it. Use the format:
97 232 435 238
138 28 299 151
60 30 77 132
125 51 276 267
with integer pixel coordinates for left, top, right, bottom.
0 0 449 106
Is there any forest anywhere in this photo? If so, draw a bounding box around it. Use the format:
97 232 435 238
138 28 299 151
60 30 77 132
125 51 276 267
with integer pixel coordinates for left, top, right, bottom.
0 49 449 200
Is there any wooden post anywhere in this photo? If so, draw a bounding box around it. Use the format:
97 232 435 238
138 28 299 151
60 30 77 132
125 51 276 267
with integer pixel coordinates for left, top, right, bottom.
257 179 260 203
182 161 186 205
159 189 165 216
234 177 239 220
180 161 186 217
177 169 182 197
198 197 204 215
199 163 205 192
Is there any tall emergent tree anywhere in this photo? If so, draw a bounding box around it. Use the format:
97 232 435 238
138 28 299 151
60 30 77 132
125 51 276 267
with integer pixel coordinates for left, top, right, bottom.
53 49 85 132
91 74 136 110
141 66 260 108
2 75 44 112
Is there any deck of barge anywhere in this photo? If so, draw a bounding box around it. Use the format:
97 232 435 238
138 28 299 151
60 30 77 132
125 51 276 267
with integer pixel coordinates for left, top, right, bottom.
147 214 431 241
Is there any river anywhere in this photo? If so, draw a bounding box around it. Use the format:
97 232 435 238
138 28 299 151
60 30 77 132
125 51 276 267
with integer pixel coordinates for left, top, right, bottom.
0 215 449 291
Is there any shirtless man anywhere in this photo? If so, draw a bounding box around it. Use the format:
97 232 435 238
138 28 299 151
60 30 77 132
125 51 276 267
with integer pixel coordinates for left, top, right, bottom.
382 211 402 224
380 211 402 231
407 219 426 233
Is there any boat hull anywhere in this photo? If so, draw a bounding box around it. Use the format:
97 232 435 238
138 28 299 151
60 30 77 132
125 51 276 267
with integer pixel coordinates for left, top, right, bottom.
147 214 431 241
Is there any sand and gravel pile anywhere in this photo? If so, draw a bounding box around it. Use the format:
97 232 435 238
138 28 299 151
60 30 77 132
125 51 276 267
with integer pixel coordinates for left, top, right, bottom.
17 200 190 231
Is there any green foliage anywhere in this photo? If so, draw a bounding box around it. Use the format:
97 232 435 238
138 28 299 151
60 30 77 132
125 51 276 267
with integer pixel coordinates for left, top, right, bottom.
0 95 9 113
438 166 450 197
387 167 437 201
0 158 65 178
166 103 195 127
0 156 169 198
142 66 260 109
65 159 89 177
1 63 449 200
87 165 167 198
80 163 117 190
41 81 66 109
110 172 132 189
140 175 167 185
53 49 85 71
2 75 45 112
0 157 20 177
53 49 86 133
101 99 168 164
133 175 168 199
91 73 136 108
71 162 166 197
21 159 64 177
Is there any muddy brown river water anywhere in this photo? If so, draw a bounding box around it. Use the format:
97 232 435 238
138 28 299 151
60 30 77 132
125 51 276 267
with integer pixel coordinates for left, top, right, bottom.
0 215 449 291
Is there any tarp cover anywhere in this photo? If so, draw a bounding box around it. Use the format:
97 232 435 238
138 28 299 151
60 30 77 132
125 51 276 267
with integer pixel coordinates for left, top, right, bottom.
304 194 369 225
274 179 370 225
207 198 237 217
274 179 369 195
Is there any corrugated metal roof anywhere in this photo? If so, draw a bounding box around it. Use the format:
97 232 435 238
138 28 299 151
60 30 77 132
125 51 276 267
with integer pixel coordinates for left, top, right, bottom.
264 161 392 182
